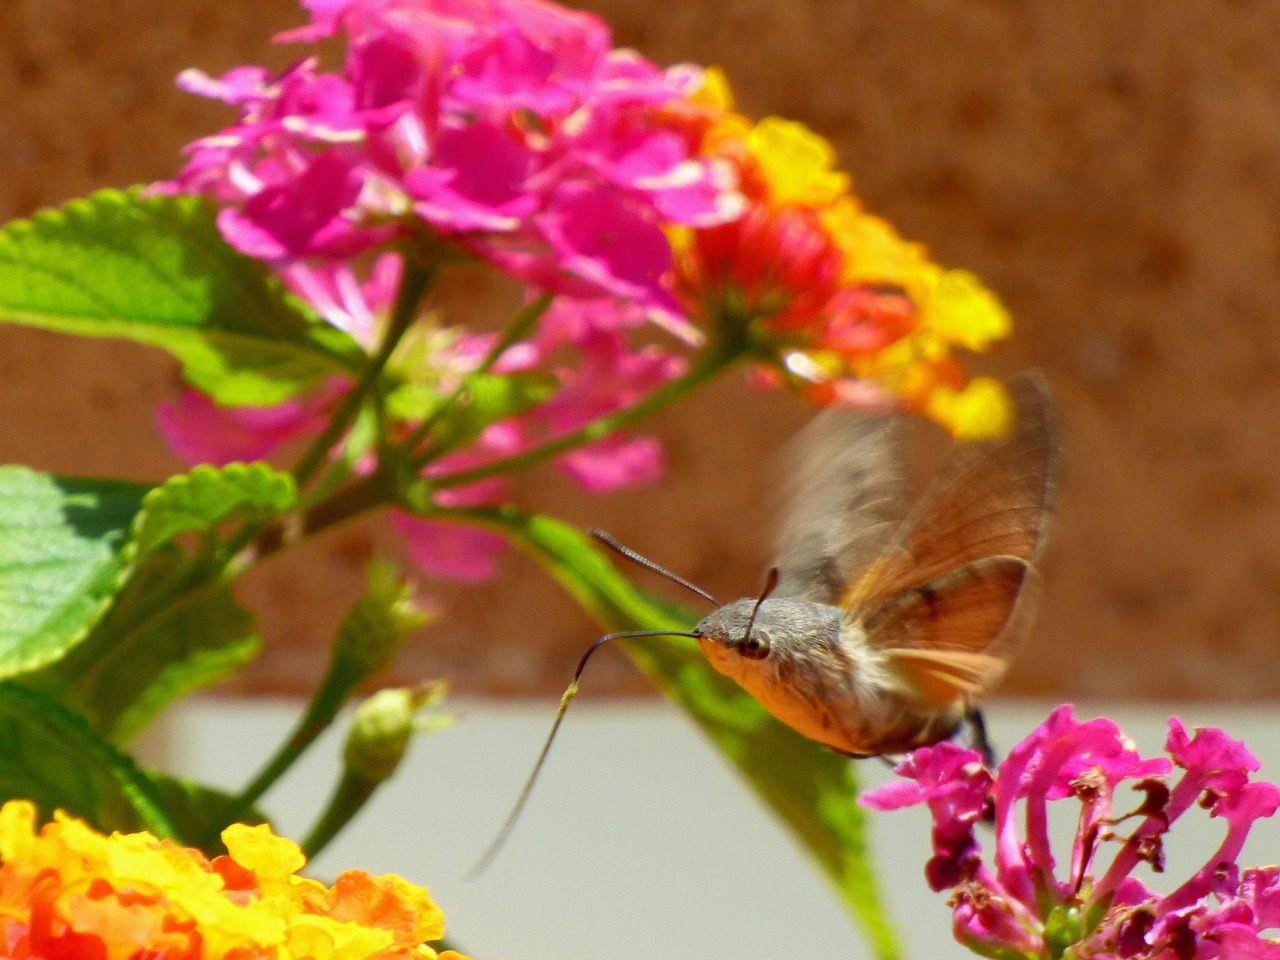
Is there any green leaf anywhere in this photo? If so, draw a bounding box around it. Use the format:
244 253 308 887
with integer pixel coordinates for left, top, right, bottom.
477 508 901 960
0 681 176 837
132 461 297 559
0 467 150 676
147 773 269 849
27 547 260 744
1 463 284 740
0 188 364 405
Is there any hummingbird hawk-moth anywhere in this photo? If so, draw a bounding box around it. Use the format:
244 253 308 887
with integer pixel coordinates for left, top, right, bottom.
474 373 1057 872
692 372 1057 756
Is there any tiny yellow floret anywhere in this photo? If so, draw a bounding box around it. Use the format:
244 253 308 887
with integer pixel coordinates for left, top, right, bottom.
749 117 850 207
926 377 1014 440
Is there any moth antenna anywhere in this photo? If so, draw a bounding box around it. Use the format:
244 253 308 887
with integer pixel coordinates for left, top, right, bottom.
742 566 780 644
591 529 721 607
467 627 697 879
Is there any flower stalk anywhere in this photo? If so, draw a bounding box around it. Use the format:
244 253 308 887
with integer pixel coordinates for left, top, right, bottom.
425 345 741 491
201 567 428 846
302 684 451 859
293 257 436 487
403 291 555 459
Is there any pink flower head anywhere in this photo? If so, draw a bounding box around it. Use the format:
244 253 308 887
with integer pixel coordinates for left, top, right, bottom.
991 705 1170 906
167 0 743 318
862 707 1280 959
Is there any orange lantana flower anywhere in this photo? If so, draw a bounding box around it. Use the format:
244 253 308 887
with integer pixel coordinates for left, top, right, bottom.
0 801 465 960
671 70 1014 439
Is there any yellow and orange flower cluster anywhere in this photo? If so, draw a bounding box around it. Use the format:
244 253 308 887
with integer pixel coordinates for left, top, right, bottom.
0 801 466 960
672 70 1014 439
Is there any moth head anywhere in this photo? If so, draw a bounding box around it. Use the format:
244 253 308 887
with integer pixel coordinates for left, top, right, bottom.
694 598 776 664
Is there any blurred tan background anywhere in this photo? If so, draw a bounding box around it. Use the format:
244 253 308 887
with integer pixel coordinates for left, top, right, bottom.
2 0 1279 702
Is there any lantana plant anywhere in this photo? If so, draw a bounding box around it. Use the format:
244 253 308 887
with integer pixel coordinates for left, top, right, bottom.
0 0 1027 956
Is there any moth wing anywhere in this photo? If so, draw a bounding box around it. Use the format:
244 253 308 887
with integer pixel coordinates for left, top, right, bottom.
868 556 1040 707
845 374 1058 707
770 407 909 604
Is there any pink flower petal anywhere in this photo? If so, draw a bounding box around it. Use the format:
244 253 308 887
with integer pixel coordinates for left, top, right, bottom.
176 66 273 105
392 512 507 583
217 151 371 260
156 384 342 466
556 433 664 494
536 182 679 315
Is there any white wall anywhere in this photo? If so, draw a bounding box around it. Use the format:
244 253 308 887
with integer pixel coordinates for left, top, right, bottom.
154 700 1280 960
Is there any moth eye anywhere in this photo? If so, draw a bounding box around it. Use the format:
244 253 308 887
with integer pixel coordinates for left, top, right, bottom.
739 632 770 660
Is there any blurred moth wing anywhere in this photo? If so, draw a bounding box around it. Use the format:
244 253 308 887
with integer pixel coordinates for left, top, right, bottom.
768 373 1056 711
770 402 910 604
831 374 1058 709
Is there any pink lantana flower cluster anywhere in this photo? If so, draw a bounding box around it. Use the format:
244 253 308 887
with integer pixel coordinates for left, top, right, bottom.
158 0 1016 583
862 705 1280 959
171 0 739 318
161 0 730 579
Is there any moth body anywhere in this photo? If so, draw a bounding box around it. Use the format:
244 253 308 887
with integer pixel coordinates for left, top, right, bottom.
694 598 964 756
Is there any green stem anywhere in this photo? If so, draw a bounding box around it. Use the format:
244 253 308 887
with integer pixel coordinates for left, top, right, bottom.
98 261 434 649
227 470 397 575
292 258 435 488
213 258 433 566
199 657 359 847
402 292 553 458
300 768 376 860
426 348 742 491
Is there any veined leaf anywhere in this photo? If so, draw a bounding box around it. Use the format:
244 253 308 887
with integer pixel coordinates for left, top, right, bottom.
132 461 297 558
3 463 285 741
0 188 364 405
0 467 149 676
478 508 901 960
0 681 175 837
26 546 260 744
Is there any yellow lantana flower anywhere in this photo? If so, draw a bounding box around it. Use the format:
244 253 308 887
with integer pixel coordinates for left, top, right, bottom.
0 800 465 960
748 117 850 207
675 70 1017 438
925 376 1015 440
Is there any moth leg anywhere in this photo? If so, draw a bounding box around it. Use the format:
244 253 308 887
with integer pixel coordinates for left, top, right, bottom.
958 706 999 826
962 704 996 767
845 751 900 771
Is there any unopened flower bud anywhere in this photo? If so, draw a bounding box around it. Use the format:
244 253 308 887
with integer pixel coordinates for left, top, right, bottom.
344 683 451 784
333 559 433 679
